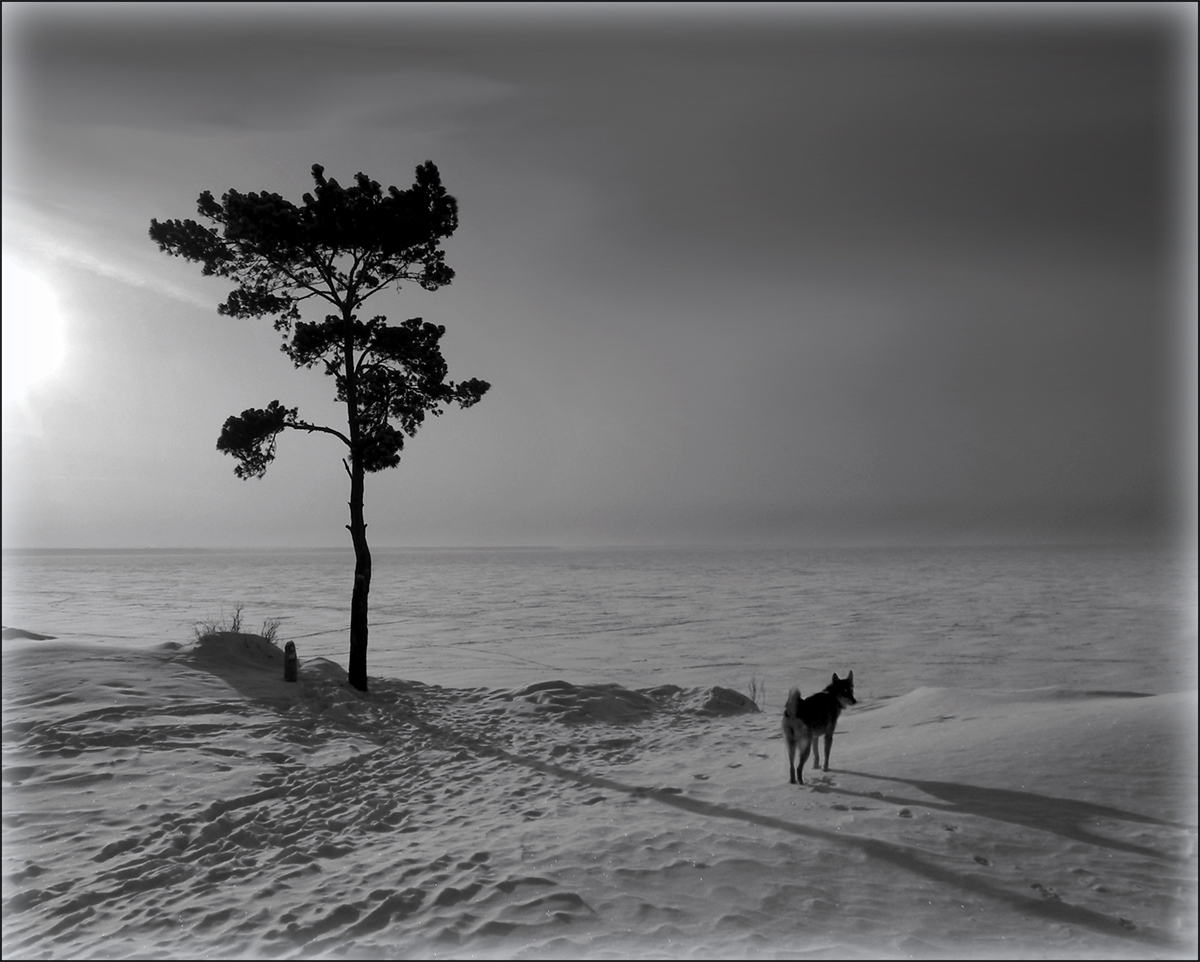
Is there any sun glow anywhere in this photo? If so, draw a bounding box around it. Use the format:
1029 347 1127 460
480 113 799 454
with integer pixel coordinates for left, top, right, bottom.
3 255 68 406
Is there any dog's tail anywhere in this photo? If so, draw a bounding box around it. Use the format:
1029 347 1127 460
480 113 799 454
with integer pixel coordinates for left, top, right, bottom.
784 687 802 718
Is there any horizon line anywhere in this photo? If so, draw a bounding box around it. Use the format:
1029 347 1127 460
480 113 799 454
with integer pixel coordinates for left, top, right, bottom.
1 535 1180 556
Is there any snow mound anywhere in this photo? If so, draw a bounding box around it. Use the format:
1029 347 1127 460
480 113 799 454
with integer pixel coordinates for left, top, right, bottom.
178 636 759 726
186 631 287 670
1 627 56 641
496 679 759 723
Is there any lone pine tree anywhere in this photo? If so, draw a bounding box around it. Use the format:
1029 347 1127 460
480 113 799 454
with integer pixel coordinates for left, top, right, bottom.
150 162 489 692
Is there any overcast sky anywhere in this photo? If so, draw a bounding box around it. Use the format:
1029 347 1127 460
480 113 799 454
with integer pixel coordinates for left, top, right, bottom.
2 3 1194 549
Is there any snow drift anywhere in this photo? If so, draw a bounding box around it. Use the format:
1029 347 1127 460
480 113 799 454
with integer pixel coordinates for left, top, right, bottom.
2 633 1195 959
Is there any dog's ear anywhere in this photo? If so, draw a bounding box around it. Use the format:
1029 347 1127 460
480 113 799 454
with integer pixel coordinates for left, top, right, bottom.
832 672 839 684
847 670 853 683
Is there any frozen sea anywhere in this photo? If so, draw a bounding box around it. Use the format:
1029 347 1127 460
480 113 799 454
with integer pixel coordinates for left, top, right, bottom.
2 543 1194 704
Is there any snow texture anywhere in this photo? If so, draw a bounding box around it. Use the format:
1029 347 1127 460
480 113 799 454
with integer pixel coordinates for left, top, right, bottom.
2 632 1196 959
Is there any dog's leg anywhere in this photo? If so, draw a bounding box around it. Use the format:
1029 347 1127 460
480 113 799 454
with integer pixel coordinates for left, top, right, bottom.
812 736 821 771
796 730 812 785
784 721 797 784
822 732 834 771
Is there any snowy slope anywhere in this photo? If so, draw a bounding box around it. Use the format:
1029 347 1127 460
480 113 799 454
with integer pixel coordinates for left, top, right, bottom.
2 634 1196 959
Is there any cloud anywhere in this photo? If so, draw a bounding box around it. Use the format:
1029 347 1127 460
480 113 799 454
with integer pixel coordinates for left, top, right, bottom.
4 197 213 308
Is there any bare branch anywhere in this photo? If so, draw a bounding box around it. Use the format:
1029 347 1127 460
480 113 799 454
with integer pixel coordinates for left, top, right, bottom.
289 419 352 448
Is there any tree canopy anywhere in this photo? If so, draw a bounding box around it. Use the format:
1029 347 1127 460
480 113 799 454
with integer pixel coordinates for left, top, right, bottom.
150 163 488 481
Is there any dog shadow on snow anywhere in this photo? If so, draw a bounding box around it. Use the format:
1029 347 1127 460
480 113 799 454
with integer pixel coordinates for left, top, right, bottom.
485 745 1188 951
831 770 1195 861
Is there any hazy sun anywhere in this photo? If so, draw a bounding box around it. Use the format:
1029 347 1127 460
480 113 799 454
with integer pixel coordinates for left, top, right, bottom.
3 255 67 406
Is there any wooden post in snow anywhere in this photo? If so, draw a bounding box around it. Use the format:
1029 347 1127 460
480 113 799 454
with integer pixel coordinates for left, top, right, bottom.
284 641 298 682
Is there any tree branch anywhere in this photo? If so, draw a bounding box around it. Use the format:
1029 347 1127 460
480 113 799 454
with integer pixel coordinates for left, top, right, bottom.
355 268 426 304
289 419 351 447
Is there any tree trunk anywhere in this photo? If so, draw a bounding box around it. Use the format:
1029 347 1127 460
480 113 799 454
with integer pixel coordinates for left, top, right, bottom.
347 456 371 692
342 296 371 694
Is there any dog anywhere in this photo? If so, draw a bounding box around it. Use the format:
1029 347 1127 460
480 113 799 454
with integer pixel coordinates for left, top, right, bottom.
782 671 856 785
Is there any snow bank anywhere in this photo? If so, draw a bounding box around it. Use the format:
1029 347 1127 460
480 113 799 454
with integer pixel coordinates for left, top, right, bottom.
496 679 759 723
1 626 56 640
2 636 1195 960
